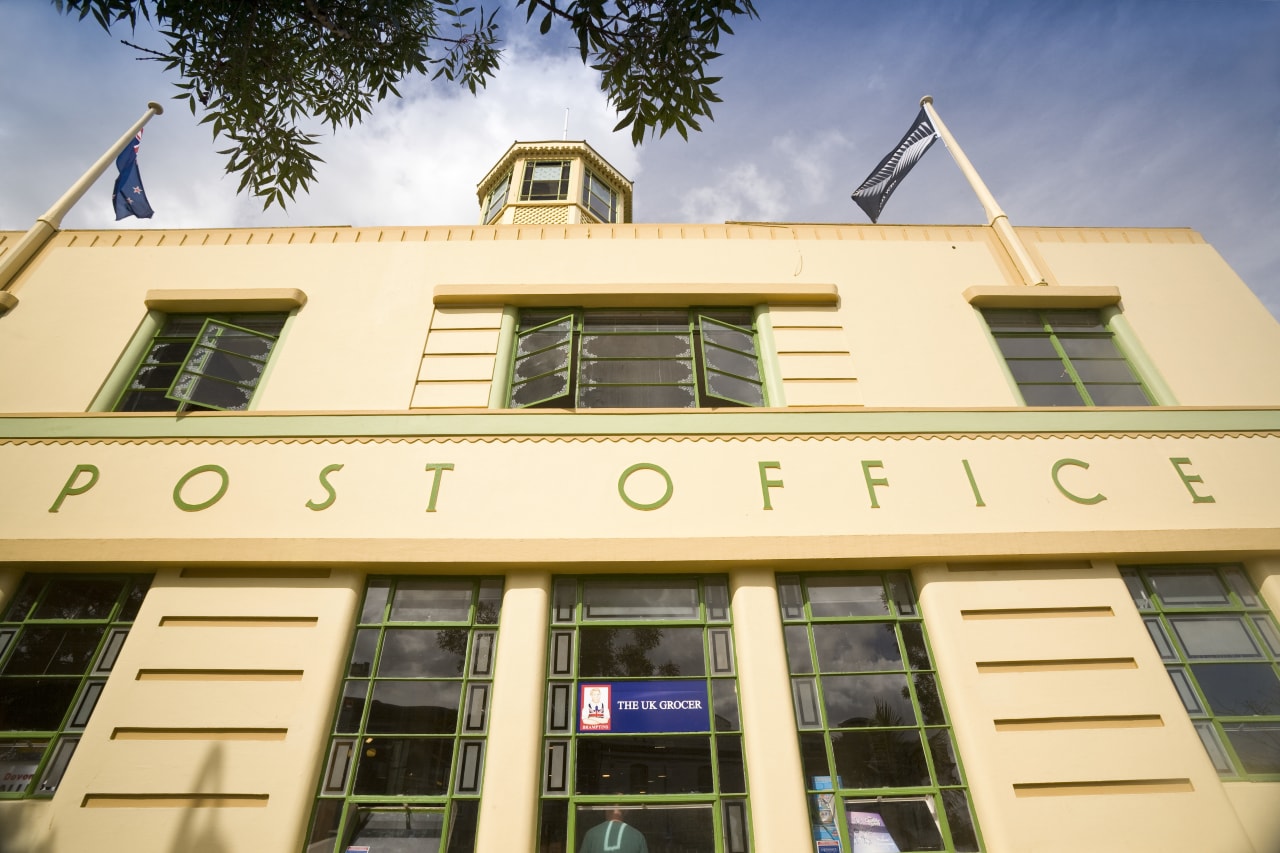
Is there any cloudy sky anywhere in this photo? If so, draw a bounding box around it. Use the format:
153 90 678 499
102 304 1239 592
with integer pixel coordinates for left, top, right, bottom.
2 1 1277 317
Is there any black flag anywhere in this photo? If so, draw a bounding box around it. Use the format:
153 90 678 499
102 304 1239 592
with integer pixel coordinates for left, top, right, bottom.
851 108 938 223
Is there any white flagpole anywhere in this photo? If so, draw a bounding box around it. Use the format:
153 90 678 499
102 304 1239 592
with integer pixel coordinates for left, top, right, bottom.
0 101 165 312
920 95 1047 287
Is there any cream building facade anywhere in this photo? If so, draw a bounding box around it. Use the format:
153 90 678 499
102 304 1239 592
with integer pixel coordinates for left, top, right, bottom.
0 141 1278 853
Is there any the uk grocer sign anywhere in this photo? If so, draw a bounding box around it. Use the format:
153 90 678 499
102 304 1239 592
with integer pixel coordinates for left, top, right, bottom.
578 681 710 733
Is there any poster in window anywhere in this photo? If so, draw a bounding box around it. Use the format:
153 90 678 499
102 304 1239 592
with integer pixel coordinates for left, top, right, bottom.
847 810 900 853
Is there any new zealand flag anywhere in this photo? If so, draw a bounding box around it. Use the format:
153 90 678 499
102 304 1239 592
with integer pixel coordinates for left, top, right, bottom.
851 108 938 223
112 130 154 220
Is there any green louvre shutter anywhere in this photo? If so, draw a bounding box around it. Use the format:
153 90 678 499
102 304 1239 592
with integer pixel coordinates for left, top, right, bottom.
164 319 278 411
698 314 765 407
509 313 576 408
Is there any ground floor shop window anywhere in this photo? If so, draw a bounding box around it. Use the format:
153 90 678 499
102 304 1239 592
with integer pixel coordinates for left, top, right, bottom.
539 576 750 853
0 573 150 798
777 573 981 853
1123 563 1280 779
305 577 502 853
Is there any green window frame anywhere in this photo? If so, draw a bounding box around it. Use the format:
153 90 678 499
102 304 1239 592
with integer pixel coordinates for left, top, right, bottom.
520 160 571 201
509 308 766 409
483 171 511 223
581 170 617 223
1122 564 1280 779
777 572 982 853
539 576 751 853
113 312 287 412
982 308 1152 407
0 573 151 798
305 577 503 853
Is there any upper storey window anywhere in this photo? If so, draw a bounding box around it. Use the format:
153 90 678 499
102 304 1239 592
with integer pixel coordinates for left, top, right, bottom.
982 308 1152 406
113 312 287 412
581 170 618 222
483 172 511 223
520 161 571 202
509 308 766 409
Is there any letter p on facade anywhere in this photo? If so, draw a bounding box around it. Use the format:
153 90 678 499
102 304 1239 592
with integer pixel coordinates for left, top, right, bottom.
49 464 100 513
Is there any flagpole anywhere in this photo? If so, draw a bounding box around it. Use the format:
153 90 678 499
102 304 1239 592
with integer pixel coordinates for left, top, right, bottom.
0 101 165 313
919 95 1047 287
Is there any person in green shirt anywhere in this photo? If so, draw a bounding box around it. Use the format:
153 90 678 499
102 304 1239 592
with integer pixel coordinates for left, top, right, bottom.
579 807 649 853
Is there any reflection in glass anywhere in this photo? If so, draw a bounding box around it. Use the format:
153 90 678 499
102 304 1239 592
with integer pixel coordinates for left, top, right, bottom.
1190 663 1280 715
900 623 932 671
578 627 705 677
366 681 461 734
343 805 445 851
5 627 105 675
798 732 830 789
785 626 814 674
845 799 943 851
583 579 700 619
1221 722 1280 774
574 804 714 853
575 736 713 795
360 579 391 623
806 577 889 617
337 681 369 732
821 674 916 728
391 581 473 622
941 789 981 852
831 729 929 788
913 674 946 726
717 734 746 793
33 579 123 620
927 730 962 785
353 737 454 796
349 629 379 676
1149 571 1228 606
378 629 468 678
812 623 902 672
1170 616 1260 659
712 680 740 731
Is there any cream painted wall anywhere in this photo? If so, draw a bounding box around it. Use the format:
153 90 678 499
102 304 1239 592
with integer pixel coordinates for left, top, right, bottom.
2 225 1277 414
917 560 1258 853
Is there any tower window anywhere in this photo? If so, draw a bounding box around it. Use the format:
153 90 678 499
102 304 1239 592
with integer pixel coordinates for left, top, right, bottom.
582 170 618 222
520 161 571 202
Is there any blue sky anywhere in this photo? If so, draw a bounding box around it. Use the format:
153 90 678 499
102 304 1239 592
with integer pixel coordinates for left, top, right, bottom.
1 0 1277 317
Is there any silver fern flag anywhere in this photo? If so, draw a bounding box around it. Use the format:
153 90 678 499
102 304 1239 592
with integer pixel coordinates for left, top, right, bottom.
851 108 938 223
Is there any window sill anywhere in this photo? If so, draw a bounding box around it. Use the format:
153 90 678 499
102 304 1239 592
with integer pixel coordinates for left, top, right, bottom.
964 285 1121 308
434 283 838 307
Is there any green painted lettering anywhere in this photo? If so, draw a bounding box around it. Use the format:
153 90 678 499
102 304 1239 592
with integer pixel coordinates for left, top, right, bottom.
618 463 674 511
1170 457 1215 504
861 460 888 509
306 463 345 511
1051 458 1106 505
173 464 230 512
48 464 100 513
961 459 986 507
758 461 783 510
423 463 455 513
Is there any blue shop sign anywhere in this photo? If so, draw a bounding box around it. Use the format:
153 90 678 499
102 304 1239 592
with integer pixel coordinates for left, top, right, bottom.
578 681 710 733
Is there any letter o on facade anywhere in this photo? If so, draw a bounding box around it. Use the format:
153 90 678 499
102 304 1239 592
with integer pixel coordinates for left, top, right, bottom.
617 462 674 511
173 464 231 512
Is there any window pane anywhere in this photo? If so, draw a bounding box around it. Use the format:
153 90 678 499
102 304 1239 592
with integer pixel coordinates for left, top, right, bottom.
0 678 81 729
366 681 462 734
4 627 105 675
582 580 699 619
1170 616 1261 659
575 804 714 852
349 629 379 676
941 789 982 852
812 623 903 672
900 623 931 670
511 372 571 408
1007 359 1071 383
705 370 765 406
1193 721 1234 774
578 382 696 408
806 577 889 617
446 798 480 852
1223 568 1261 607
798 731 830 787
378 629 469 678
574 736 713 794
1122 570 1152 610
1145 618 1177 660
983 309 1043 330
994 336 1058 358
784 625 814 674
831 729 930 787
1167 667 1204 714
361 579 391 622
579 357 694 384
582 332 691 360
717 734 746 793
846 799 945 852
32 578 124 620
578 627 706 677
1150 570 1228 606
913 673 946 725
1073 359 1139 383
1059 336 1122 359
821 674 916 728
1252 616 1280 656
1045 309 1106 330
346 805 445 849
390 581 473 622
336 681 368 732
1019 383 1085 406
1190 663 1280 715
0 741 47 794
1085 383 1152 406
926 730 962 785
1221 723 1280 774
353 738 453 795
712 680 740 731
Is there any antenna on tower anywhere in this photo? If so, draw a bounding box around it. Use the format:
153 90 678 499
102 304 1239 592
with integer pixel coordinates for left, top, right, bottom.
563 108 570 140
